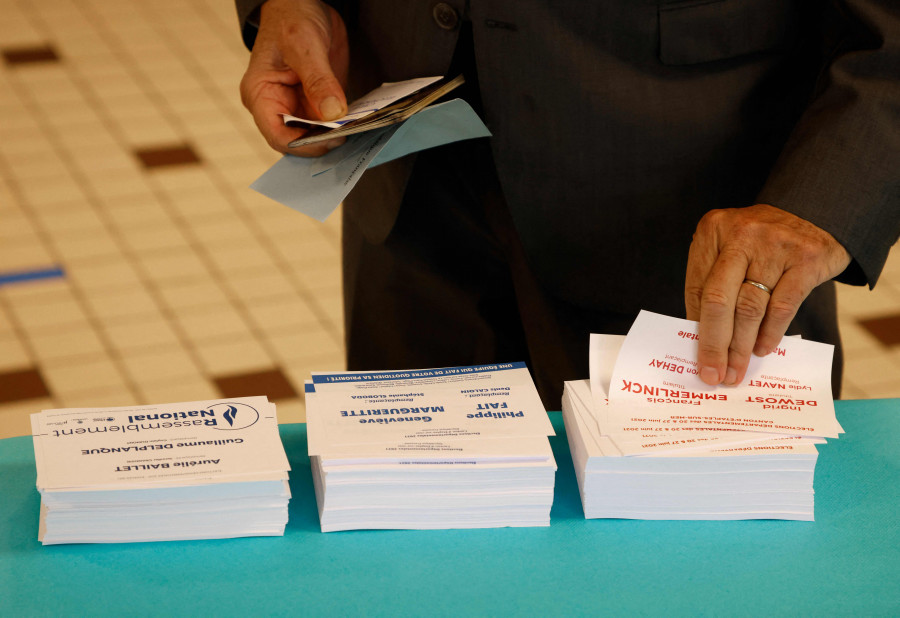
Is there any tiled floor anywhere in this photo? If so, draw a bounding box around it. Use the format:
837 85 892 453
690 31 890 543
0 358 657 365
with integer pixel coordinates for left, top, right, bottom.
1 0 899 440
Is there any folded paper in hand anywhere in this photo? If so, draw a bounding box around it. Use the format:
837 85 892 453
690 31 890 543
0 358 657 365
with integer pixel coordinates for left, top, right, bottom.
251 76 491 222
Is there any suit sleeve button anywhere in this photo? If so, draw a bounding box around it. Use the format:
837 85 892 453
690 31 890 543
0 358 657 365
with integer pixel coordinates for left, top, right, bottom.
432 3 460 31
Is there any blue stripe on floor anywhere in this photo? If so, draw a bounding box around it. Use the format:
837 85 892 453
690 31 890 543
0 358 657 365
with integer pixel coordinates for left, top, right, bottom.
0 266 66 287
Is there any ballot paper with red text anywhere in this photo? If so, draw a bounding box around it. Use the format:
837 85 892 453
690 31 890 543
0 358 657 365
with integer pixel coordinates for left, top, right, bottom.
589 334 824 456
606 311 843 442
562 379 819 520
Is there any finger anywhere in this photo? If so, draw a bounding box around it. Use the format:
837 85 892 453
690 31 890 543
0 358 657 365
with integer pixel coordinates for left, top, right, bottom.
724 278 776 385
288 136 347 157
695 247 750 385
684 211 726 321
280 22 347 121
241 67 346 155
754 268 812 356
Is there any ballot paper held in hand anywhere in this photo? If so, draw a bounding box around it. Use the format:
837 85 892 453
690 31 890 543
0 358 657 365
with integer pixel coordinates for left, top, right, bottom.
251 77 491 222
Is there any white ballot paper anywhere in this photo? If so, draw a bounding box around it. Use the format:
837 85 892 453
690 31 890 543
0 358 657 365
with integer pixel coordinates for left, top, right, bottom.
305 362 557 531
251 98 491 222
588 334 820 455
606 311 843 440
306 362 555 455
31 397 291 544
562 379 818 520
560 311 841 520
32 396 289 489
282 76 443 128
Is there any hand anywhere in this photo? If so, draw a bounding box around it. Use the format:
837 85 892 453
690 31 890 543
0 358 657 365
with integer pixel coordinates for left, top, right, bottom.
685 204 851 386
240 0 350 156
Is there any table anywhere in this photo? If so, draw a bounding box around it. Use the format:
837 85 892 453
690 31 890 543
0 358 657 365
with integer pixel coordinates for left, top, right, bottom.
1 401 898 616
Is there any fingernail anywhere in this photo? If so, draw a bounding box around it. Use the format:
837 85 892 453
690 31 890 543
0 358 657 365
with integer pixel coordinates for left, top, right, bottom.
753 343 769 356
320 96 343 121
700 366 720 385
723 367 737 386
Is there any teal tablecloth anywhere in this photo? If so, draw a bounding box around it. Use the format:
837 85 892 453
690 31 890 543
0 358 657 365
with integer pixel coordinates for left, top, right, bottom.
1 402 898 616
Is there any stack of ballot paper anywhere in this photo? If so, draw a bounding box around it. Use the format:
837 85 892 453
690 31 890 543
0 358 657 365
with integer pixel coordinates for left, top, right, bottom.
305 363 557 532
561 310 842 521
31 397 291 544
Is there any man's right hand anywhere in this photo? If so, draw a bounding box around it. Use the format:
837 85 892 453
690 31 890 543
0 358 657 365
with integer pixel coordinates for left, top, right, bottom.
240 0 350 156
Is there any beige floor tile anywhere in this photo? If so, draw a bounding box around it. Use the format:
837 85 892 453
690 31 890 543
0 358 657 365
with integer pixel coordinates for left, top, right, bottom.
139 249 211 283
175 305 252 344
7 291 90 332
54 122 119 151
855 380 900 399
68 259 143 291
28 327 108 363
103 317 181 353
119 348 203 386
264 327 343 364
842 350 900 389
17 173 89 208
189 216 255 245
7 149 71 181
138 378 220 405
87 168 156 201
226 271 297 302
0 238 55 271
83 286 163 323
0 305 15 336
204 241 277 275
156 278 232 312
0 278 72 303
103 194 172 229
0 211 39 243
193 336 273 375
0 397 55 439
119 117 184 147
71 148 139 175
51 227 122 263
123 222 191 255
42 356 130 398
244 296 322 334
58 390 142 409
837 284 900 319
275 397 306 424
0 331 32 370
33 202 106 238
838 318 882 354
282 358 345 395
150 167 218 195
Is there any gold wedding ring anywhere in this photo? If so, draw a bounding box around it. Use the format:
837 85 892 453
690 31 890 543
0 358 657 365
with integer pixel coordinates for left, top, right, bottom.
743 279 772 294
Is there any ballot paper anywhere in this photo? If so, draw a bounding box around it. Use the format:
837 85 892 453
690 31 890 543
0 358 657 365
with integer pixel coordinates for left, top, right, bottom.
305 363 557 532
606 311 843 441
282 76 446 137
589 334 824 455
563 380 818 520
560 310 841 521
251 97 491 221
31 397 291 544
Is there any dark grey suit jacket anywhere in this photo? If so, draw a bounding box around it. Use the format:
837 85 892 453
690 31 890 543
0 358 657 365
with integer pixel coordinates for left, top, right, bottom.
238 0 899 318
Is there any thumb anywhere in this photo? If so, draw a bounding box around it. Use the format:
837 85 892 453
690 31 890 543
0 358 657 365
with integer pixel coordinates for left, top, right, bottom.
280 22 347 121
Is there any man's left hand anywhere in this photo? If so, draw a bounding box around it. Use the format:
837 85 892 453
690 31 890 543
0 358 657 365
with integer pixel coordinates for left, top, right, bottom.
685 204 851 387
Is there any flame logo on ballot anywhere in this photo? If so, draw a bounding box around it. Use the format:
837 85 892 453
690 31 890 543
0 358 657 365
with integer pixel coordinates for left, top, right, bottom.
223 405 238 426
208 402 260 430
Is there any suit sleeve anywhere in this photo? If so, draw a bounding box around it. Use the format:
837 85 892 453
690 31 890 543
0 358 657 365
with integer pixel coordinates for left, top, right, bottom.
757 0 900 288
234 0 267 49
